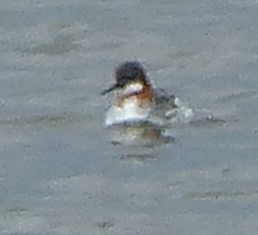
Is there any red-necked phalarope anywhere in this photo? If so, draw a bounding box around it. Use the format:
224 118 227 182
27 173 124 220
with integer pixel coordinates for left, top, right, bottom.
102 61 193 127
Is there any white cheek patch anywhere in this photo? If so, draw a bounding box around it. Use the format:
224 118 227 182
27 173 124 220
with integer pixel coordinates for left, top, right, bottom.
123 83 143 96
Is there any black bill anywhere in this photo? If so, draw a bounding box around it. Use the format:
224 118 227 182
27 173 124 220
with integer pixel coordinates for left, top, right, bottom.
101 83 119 95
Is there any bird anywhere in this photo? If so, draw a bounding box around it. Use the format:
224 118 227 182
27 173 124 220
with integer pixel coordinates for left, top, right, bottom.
102 61 193 127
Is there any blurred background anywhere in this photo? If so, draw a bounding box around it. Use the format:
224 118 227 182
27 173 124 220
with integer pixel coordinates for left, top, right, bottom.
0 1 258 234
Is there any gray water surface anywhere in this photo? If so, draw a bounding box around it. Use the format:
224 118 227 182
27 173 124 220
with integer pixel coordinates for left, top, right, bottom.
0 1 258 235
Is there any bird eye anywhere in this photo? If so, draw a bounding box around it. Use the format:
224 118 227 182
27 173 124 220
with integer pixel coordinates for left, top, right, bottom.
118 77 131 87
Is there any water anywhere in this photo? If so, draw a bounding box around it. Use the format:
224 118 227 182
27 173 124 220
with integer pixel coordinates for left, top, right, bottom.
0 1 258 234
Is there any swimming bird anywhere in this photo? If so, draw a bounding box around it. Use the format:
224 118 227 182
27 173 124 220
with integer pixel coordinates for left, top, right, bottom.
102 61 193 127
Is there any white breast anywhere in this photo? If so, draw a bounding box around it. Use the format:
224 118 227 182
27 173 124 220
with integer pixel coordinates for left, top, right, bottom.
105 97 151 126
